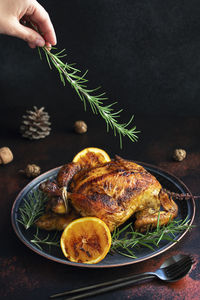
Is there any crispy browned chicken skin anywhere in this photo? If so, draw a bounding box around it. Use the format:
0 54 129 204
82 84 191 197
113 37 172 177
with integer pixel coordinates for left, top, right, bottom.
39 156 178 232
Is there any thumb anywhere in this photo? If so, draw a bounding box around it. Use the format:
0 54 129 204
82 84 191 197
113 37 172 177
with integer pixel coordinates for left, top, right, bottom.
12 21 45 48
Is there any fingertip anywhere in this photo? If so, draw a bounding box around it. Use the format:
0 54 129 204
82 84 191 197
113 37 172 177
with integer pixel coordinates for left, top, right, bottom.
45 42 52 50
44 32 57 47
51 40 57 46
52 35 57 46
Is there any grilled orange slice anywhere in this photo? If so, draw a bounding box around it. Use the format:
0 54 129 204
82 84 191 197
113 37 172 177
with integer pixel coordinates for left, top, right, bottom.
72 147 111 168
60 217 112 264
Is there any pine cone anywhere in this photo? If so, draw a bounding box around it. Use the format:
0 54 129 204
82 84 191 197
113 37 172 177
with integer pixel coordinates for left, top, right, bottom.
20 106 51 140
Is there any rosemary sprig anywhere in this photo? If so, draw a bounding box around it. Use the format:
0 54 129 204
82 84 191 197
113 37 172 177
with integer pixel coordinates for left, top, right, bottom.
18 189 48 230
111 217 192 258
30 227 60 251
37 45 139 148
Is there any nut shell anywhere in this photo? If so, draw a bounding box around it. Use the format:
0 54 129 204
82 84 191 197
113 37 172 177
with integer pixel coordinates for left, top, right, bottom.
173 149 186 161
0 147 13 164
74 120 87 134
24 164 41 178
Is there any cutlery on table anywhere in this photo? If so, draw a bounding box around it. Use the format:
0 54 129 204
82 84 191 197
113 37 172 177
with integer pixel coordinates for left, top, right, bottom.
50 254 194 300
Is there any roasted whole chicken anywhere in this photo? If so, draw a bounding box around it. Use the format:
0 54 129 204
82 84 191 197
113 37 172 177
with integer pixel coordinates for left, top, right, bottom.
37 151 178 232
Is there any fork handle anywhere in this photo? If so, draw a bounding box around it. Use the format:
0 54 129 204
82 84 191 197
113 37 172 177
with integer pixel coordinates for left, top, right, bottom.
63 273 155 300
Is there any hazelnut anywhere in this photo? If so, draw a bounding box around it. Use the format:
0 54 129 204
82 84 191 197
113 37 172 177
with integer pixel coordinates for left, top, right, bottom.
173 149 186 161
74 120 87 134
0 147 13 164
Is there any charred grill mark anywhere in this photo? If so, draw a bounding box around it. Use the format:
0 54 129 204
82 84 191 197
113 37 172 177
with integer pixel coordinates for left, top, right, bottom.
86 251 92 258
72 241 79 258
79 246 91 257
78 234 101 258
87 152 102 164
76 168 148 194
121 171 136 176
115 155 148 170
125 187 135 195
74 192 117 211
135 174 155 190
79 152 109 168
103 182 109 190
87 234 101 253
116 185 144 207
57 163 81 187
117 187 134 206
39 180 60 197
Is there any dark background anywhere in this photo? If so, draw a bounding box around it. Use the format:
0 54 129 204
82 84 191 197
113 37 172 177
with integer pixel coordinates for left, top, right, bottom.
1 0 200 120
1 2 200 299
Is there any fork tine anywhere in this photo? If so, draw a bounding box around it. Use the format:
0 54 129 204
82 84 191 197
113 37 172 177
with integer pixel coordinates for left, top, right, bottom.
165 256 192 272
166 257 194 278
169 263 193 279
167 256 193 272
167 260 192 276
165 255 193 273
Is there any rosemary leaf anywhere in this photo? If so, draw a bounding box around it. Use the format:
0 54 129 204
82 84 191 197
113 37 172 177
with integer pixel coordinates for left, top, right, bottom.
17 189 48 230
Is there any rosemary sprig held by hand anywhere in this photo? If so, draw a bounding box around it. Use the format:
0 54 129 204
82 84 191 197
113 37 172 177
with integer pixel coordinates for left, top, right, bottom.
38 45 139 148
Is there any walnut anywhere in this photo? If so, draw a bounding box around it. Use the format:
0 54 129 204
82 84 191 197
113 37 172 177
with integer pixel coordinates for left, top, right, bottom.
173 149 186 161
74 120 87 134
20 164 41 178
0 147 13 164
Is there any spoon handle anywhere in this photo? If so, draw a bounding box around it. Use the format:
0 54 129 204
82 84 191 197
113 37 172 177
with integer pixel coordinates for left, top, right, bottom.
61 273 155 300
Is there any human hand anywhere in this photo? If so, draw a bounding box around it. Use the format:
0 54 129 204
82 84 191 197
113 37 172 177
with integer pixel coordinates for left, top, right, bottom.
0 0 56 48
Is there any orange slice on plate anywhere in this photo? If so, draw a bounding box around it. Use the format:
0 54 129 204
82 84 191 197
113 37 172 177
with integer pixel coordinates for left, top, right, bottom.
72 147 111 168
60 217 112 264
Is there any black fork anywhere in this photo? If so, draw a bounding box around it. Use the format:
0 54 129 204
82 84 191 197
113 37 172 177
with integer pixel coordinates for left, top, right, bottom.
50 254 194 300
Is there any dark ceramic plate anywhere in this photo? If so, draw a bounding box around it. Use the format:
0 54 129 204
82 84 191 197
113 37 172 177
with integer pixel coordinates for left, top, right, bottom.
11 162 195 268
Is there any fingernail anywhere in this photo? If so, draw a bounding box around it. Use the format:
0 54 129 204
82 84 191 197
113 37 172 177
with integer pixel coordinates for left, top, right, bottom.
36 38 45 47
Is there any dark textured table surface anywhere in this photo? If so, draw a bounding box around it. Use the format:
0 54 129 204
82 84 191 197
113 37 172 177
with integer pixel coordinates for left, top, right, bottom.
0 110 199 300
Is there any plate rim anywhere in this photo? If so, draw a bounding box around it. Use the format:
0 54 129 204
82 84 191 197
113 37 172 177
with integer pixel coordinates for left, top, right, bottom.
11 162 196 268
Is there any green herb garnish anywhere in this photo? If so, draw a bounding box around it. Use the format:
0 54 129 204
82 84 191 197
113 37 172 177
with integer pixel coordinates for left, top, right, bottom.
18 189 48 230
30 227 60 251
111 216 192 258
